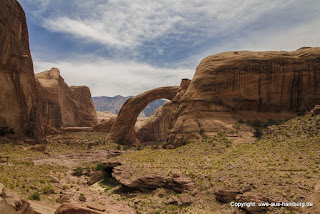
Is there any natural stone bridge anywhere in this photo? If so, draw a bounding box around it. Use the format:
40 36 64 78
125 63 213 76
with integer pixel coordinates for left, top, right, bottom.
108 86 180 145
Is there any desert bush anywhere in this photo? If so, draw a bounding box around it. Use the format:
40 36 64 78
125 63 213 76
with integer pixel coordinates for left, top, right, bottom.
41 185 53 194
254 127 263 138
73 167 83 176
238 118 245 124
199 127 205 135
96 163 107 171
29 191 40 200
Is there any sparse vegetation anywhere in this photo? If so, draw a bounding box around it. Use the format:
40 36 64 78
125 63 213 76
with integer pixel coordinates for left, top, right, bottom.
73 167 84 176
41 184 53 194
96 163 107 171
0 113 319 213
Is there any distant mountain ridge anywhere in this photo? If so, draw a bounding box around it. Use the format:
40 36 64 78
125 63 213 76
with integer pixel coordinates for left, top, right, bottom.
92 96 167 117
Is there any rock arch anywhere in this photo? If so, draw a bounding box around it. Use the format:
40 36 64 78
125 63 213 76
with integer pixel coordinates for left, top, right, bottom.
108 86 180 145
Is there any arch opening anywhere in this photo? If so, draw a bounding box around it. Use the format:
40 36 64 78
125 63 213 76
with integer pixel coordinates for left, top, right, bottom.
108 86 179 145
135 98 171 144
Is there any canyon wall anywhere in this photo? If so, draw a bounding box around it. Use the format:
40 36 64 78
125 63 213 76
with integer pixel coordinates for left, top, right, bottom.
0 0 44 141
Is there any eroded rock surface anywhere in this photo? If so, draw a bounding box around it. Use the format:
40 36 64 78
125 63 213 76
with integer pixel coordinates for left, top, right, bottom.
0 0 97 142
311 104 320 116
111 164 195 193
93 118 115 132
0 0 45 142
135 101 173 143
0 182 41 214
108 86 180 145
36 68 98 130
304 181 320 214
167 48 320 146
55 203 103 214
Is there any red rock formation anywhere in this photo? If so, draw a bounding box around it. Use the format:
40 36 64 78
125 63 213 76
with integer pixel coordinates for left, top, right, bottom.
108 86 180 145
0 0 98 141
93 118 115 132
36 68 98 129
0 0 45 141
167 48 320 146
135 101 173 143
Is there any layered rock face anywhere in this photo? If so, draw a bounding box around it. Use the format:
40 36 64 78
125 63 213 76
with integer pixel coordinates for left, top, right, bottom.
0 0 44 141
135 101 173 143
167 48 320 145
36 68 98 129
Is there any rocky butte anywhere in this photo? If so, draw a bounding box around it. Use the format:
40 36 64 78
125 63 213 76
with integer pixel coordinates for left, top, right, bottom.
0 0 97 141
166 48 320 146
109 48 320 147
36 68 98 131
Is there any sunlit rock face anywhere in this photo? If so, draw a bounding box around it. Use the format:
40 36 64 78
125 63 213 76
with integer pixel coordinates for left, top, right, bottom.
167 48 320 146
0 0 98 141
36 68 98 130
0 0 45 141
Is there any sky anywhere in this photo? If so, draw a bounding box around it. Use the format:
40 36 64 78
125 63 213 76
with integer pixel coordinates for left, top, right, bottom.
19 0 320 96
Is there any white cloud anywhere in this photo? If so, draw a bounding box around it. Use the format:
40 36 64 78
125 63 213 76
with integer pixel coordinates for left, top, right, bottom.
33 58 194 96
24 0 320 96
37 0 299 49
41 0 184 48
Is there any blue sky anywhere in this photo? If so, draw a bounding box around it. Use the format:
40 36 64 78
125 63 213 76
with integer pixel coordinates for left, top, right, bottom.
19 0 320 96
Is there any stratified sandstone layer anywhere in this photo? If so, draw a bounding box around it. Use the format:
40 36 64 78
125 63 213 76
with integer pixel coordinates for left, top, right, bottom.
0 0 44 141
36 68 98 129
167 48 320 146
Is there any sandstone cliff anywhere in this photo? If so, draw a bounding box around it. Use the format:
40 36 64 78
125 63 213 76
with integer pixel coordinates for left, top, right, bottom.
0 0 98 140
0 0 44 141
167 48 320 145
36 68 98 129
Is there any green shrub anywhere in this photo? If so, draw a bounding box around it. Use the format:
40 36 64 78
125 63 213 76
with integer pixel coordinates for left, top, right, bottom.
199 127 205 135
96 163 106 171
73 167 83 176
29 191 40 200
238 118 245 124
254 127 263 138
41 185 53 194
